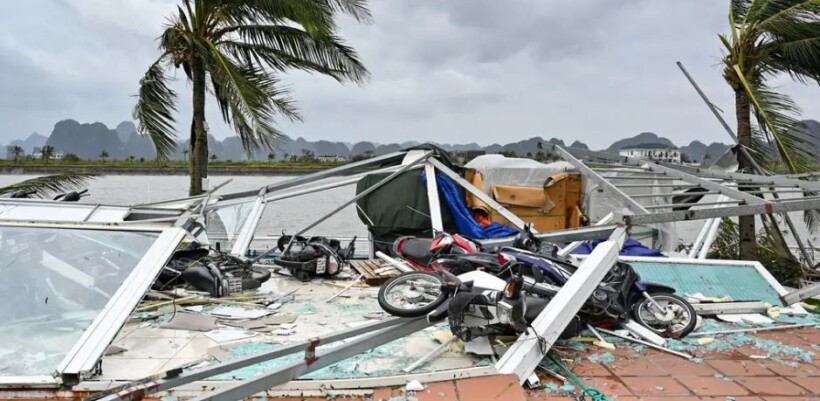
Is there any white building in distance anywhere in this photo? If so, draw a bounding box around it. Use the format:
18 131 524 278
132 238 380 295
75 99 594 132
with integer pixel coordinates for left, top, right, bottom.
619 143 681 164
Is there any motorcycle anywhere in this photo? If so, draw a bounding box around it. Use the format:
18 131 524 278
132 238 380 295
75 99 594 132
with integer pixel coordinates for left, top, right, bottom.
380 225 697 337
273 234 356 282
392 231 480 271
376 264 581 341
154 242 272 297
501 226 698 337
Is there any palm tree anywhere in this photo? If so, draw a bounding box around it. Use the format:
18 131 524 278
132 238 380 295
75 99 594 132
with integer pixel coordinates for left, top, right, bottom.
99 150 109 162
40 146 55 165
134 0 370 195
268 152 276 163
721 0 820 258
210 153 218 162
9 145 23 163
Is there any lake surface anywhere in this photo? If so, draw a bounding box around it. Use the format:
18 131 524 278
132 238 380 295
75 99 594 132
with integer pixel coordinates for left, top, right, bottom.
1 174 817 253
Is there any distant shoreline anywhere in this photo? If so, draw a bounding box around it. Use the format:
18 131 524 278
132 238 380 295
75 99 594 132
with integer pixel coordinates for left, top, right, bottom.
0 165 333 176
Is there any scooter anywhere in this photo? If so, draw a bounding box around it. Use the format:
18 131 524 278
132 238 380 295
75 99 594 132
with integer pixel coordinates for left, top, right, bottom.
273 234 356 282
376 264 581 341
501 226 698 337
392 231 480 271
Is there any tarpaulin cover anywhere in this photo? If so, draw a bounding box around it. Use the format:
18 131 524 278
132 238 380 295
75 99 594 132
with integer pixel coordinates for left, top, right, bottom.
423 172 518 239
355 170 457 254
572 238 665 257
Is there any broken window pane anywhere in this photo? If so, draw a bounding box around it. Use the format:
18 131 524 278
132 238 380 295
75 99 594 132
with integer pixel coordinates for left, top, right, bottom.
205 201 255 249
0 226 158 377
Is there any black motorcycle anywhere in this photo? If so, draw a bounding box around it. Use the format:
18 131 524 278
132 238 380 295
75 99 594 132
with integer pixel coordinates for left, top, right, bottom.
154 242 271 297
273 234 356 282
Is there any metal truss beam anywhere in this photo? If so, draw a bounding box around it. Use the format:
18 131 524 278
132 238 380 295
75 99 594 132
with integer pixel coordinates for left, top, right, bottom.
551 145 648 215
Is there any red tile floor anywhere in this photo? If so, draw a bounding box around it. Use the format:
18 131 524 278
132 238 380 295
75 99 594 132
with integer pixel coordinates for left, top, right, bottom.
270 328 819 401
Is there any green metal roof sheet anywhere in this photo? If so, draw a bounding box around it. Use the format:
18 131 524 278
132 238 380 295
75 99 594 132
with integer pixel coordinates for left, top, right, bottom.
628 260 783 306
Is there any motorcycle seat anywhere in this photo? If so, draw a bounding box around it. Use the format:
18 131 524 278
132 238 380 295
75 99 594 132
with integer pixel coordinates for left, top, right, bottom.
524 297 549 322
399 238 434 266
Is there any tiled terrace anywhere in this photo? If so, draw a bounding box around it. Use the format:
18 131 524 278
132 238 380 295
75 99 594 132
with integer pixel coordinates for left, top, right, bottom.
268 327 819 401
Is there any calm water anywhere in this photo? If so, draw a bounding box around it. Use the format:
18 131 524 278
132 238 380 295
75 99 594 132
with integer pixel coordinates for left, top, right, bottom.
1 174 817 251
0 174 369 241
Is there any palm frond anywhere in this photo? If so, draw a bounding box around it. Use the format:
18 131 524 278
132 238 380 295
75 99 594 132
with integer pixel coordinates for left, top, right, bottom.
221 25 368 82
750 84 815 171
133 56 179 160
731 64 812 173
204 41 301 152
755 0 820 28
0 173 97 198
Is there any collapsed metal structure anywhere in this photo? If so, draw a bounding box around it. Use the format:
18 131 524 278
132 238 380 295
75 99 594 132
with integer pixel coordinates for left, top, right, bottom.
1 145 819 400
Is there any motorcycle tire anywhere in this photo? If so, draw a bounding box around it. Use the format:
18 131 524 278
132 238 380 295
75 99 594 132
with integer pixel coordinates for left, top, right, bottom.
377 271 448 318
631 293 697 338
249 265 272 284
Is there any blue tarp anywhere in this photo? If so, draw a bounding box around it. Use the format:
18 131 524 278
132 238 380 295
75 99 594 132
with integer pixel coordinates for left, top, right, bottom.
422 173 518 240
571 238 665 257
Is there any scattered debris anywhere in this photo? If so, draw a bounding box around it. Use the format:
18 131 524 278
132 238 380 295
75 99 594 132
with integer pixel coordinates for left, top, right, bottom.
160 312 219 332
587 352 615 365
208 306 272 319
405 380 425 392
204 328 256 343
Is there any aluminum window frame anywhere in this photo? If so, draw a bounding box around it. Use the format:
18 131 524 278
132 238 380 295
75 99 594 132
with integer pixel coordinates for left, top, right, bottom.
0 221 187 387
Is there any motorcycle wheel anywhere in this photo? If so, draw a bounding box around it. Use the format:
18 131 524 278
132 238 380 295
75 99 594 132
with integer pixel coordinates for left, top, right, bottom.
249 265 272 284
377 271 447 317
631 293 697 338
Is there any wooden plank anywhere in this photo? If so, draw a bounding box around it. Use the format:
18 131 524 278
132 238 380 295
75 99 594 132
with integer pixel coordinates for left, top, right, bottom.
349 259 398 285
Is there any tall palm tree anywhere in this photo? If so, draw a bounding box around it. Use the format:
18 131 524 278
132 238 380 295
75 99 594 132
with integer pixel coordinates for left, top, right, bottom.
721 0 820 259
40 146 55 165
134 0 370 195
9 145 23 163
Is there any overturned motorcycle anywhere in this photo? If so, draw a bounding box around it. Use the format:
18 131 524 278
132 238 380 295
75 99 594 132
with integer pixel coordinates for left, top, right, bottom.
272 234 356 282
154 242 271 297
378 230 697 340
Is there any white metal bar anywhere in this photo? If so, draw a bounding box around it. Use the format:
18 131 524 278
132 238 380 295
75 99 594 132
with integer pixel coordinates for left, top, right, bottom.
688 217 713 258
293 152 430 238
690 322 819 337
58 227 188 380
262 166 401 203
229 190 268 256
428 158 532 231
404 335 457 373
219 151 409 201
376 251 415 272
495 227 626 383
697 196 731 259
192 318 432 401
692 301 769 315
425 163 444 233
781 281 820 305
90 317 419 401
557 213 614 257
622 319 666 346
479 225 617 249
551 145 648 215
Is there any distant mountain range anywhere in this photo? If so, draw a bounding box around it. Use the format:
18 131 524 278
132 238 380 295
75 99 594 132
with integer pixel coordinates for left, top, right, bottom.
5 118 820 163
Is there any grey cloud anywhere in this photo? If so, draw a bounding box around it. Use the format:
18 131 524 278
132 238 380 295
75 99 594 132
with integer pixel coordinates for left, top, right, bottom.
0 0 816 149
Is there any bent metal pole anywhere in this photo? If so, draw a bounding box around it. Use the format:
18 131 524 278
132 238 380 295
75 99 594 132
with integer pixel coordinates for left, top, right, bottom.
250 152 432 263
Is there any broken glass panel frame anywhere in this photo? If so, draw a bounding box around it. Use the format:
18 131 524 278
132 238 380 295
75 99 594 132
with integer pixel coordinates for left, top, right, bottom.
0 222 187 387
0 225 159 377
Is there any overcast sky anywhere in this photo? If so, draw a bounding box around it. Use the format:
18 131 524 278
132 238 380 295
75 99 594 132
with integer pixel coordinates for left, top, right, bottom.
1 0 818 147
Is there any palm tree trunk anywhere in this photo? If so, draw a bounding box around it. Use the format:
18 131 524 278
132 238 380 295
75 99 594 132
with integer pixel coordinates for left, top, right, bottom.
189 58 207 196
735 89 756 259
